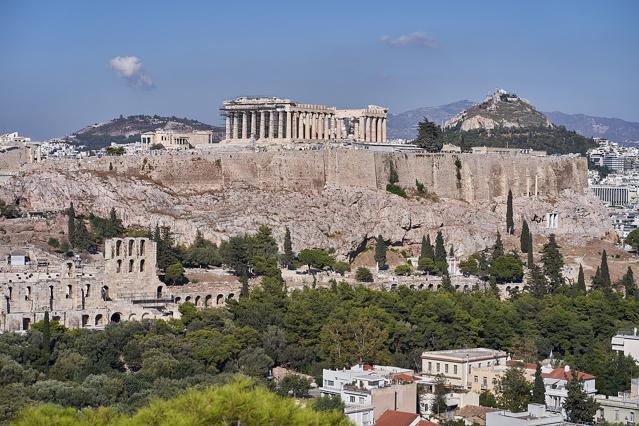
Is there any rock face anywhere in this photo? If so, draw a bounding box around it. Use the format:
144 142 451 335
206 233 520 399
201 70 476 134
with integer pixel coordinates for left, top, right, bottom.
1 148 612 258
445 89 553 131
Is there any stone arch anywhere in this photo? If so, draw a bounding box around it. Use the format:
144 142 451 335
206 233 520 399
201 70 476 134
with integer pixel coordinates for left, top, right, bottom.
115 240 122 256
52 315 61 322
418 284 424 289
139 240 145 255
428 283 434 290
128 259 134 273
139 259 145 272
409 285 415 289
141 313 149 320
204 295 212 307
216 294 224 305
110 312 121 323
463 285 469 292
117 259 122 273
81 314 89 327
101 285 109 301
157 286 163 298
506 286 511 292
194 295 201 307
128 240 134 256
128 313 137 321
174 296 181 304
390 284 398 291
95 314 104 326
185 296 192 303
227 293 235 301
455 285 460 290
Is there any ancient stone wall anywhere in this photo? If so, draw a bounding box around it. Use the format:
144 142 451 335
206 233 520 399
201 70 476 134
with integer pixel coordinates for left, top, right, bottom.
26 148 588 202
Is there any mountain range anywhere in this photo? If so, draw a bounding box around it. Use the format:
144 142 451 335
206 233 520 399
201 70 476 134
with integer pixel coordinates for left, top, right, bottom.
388 100 639 145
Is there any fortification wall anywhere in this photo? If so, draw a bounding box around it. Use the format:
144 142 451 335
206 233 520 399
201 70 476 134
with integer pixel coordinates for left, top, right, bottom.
27 148 587 202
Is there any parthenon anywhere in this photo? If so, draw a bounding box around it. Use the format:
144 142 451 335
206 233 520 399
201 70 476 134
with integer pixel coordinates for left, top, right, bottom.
220 97 388 143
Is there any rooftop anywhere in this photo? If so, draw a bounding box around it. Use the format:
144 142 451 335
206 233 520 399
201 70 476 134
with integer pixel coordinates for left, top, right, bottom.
375 410 436 426
421 348 508 362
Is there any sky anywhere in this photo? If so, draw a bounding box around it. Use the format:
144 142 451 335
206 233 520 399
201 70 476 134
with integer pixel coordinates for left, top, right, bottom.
1 0 638 139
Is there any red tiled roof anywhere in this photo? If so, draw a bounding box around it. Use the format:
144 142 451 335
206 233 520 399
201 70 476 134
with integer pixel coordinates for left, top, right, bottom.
375 410 419 426
416 420 438 426
541 368 595 381
392 372 415 383
506 360 537 370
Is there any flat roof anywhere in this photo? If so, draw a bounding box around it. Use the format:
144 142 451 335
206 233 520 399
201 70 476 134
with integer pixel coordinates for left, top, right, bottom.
421 348 508 361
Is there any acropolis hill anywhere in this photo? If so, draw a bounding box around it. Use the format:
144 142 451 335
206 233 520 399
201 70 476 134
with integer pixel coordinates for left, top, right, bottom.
2 146 611 258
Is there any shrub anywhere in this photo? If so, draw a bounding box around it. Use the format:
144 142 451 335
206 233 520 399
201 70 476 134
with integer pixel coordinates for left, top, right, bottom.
47 238 60 248
355 267 373 282
394 264 412 276
386 183 407 198
333 261 351 276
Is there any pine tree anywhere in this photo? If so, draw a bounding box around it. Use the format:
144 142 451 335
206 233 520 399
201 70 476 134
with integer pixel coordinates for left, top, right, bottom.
414 118 442 152
541 234 564 292
42 311 51 374
520 220 530 253
492 231 504 260
591 266 603 292
281 227 294 270
440 274 454 292
67 203 76 248
239 272 249 296
527 232 534 269
563 371 599 423
506 189 514 235
600 250 612 291
374 235 387 270
532 362 545 404
73 218 91 252
448 245 455 257
421 235 434 260
527 264 547 297
575 264 586 295
434 231 446 262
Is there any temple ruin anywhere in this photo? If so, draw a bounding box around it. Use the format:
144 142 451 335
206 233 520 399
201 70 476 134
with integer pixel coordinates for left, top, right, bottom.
220 97 388 143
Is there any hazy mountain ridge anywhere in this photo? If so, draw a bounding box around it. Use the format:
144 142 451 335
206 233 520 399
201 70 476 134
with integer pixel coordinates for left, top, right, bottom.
66 115 224 150
387 100 474 139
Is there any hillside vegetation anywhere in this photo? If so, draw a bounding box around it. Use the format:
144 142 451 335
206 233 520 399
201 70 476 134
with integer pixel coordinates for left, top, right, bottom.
66 115 224 150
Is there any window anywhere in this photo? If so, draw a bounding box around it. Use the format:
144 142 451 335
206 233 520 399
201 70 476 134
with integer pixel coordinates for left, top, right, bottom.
326 380 334 387
492 378 497 385
453 365 458 375
359 397 364 404
428 362 432 372
482 377 487 387
350 396 355 403
474 376 478 383
478 362 482 368
436 363 440 372
615 410 619 421
445 364 449 373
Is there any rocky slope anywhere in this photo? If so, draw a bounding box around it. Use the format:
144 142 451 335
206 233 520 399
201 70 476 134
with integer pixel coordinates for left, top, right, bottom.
1 152 613 260
444 89 552 131
66 115 224 150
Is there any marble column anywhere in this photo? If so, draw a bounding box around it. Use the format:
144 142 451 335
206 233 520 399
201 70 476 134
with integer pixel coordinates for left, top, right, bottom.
232 112 239 140
371 117 377 143
259 111 266 140
365 117 371 142
241 112 248 140
354 120 359 141
359 117 365 141
381 118 387 143
286 111 292 140
318 114 324 140
304 113 310 139
292 112 298 140
269 110 275 140
225 114 231 140
277 111 284 140
250 111 257 139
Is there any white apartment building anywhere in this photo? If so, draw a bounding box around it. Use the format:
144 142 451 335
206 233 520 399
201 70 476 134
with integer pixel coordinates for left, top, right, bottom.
612 328 639 363
486 404 564 426
541 365 596 415
0 131 31 144
320 364 417 426
420 348 509 388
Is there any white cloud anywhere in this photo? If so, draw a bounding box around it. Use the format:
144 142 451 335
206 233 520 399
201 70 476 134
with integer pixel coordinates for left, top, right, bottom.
109 56 154 89
380 32 438 48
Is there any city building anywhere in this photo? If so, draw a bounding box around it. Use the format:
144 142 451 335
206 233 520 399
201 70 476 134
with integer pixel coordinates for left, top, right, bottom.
612 328 639 363
486 404 564 426
375 410 435 426
140 130 217 150
0 131 31 144
420 348 509 388
595 378 639 424
540 364 596 415
220 96 388 144
320 364 417 426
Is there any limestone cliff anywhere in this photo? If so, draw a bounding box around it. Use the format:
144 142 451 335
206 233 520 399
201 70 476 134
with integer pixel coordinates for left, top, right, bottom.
1 148 612 258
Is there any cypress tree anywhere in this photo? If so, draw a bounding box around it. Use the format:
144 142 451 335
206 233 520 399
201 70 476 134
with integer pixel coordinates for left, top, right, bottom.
492 231 504 260
434 231 446 262
576 264 586 295
527 232 534 269
622 267 636 299
506 189 514 235
67 203 76 248
520 220 530 253
73 218 91 252
541 234 564 292
42 311 51 374
591 266 603 292
449 244 455 257
527 264 547 297
421 235 434 260
374 235 387 270
600 250 611 290
281 227 294 270
532 362 545 404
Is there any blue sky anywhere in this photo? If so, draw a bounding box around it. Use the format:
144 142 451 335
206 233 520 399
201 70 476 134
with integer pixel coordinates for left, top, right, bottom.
1 0 638 139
